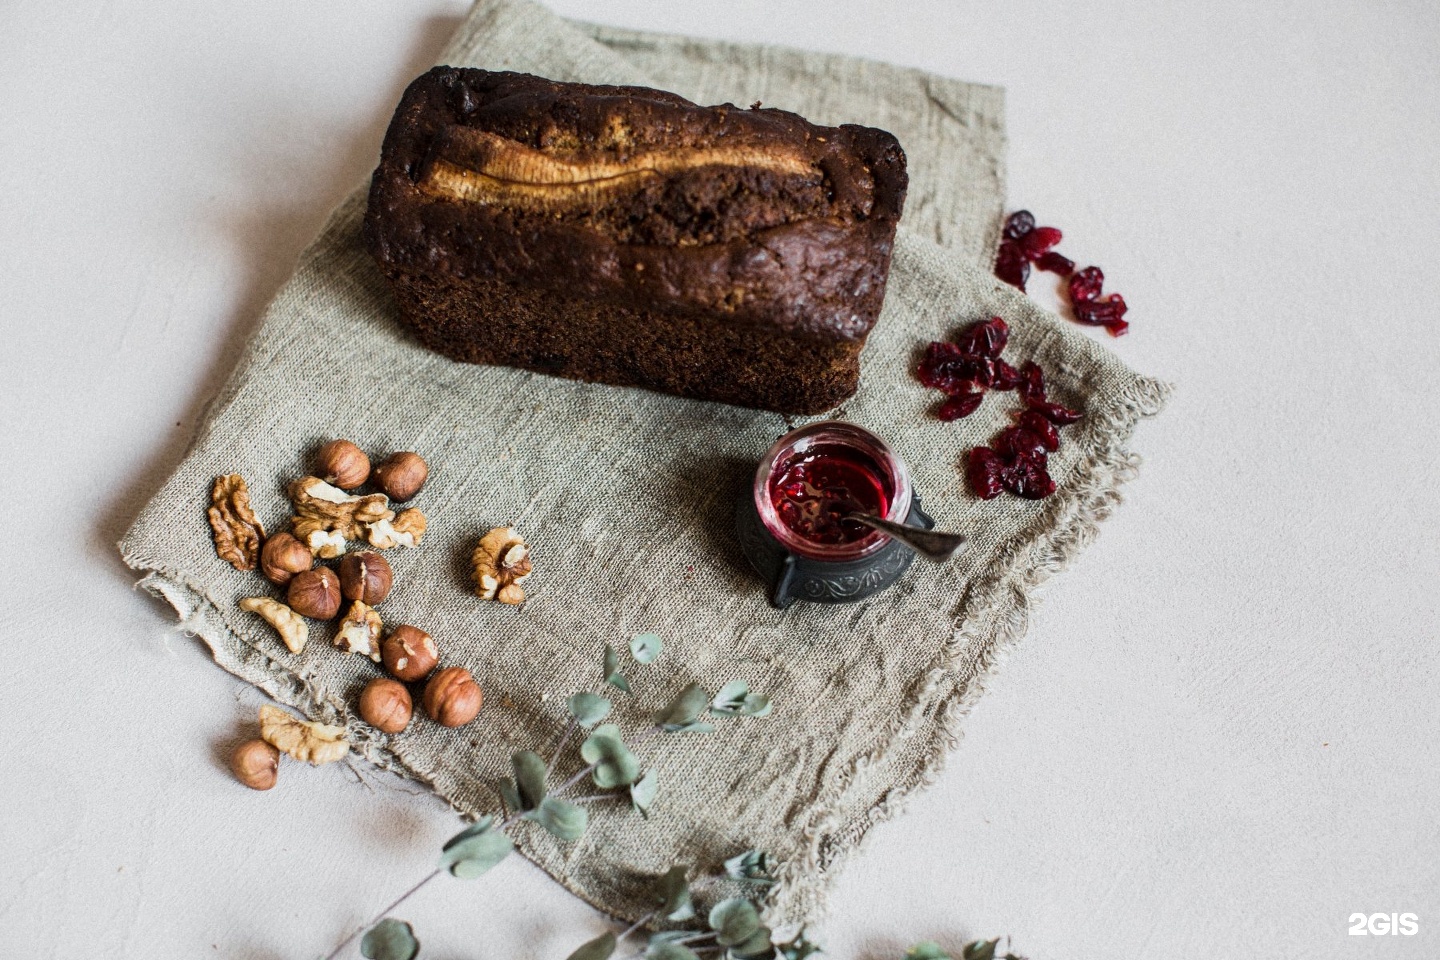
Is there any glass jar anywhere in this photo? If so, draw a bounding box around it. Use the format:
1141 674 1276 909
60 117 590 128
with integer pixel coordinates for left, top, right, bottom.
753 420 914 563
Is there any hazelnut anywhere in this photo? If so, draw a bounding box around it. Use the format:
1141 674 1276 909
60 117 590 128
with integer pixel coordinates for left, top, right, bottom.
316 439 370 490
371 452 429 502
286 567 341 620
422 666 482 727
259 532 313 586
381 625 440 683
338 551 393 605
358 678 412 733
230 738 280 790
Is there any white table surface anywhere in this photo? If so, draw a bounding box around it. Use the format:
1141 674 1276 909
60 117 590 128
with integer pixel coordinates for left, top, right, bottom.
3 0 1437 957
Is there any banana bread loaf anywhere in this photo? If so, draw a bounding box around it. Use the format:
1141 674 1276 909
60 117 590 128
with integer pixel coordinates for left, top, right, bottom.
363 67 908 414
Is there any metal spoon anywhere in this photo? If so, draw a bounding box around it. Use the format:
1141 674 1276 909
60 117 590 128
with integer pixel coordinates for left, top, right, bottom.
847 512 967 563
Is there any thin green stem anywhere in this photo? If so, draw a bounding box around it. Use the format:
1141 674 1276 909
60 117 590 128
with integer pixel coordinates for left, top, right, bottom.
322 869 441 960
551 760 600 797
618 910 657 942
546 718 578 780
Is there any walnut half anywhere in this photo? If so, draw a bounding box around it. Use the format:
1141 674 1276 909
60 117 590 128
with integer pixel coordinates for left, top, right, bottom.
472 526 532 605
238 596 307 654
366 508 427 549
258 705 349 765
288 476 393 544
208 474 266 571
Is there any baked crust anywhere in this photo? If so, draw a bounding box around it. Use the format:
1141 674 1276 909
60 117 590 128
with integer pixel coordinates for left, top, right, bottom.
364 67 908 412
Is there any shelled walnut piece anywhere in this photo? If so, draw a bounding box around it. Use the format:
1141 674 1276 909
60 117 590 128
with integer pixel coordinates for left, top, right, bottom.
472 526 532 604
335 601 383 661
289 476 393 543
259 704 349 765
292 518 347 559
366 508 426 549
208 474 266 570
238 597 308 654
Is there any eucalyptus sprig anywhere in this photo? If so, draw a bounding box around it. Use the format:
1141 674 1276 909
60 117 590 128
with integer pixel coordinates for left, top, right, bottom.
328 634 774 960
905 938 1027 960
563 865 801 960
559 855 1021 960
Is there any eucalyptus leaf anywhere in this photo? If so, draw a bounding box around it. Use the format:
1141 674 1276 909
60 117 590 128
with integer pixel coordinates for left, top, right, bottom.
630 769 659 817
711 680 750 713
441 816 492 851
728 925 774 959
652 865 695 922
497 778 522 815
630 632 663 663
663 720 715 736
708 898 761 947
580 723 640 788
360 919 419 960
512 750 548 811
906 943 951 960
962 941 998 960
527 795 588 841
723 849 775 885
438 820 513 878
775 928 820 960
603 644 631 694
566 932 617 960
646 944 701 960
710 680 772 718
567 692 613 728
655 683 709 729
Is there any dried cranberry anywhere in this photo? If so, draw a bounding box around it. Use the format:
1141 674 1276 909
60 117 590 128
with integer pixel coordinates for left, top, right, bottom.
936 391 984 421
1017 410 1060 451
1003 210 1036 241
1019 226 1063 260
1004 452 1057 500
971 357 1002 389
1035 250 1075 275
1074 294 1130 338
1068 266 1105 303
1027 400 1083 426
1016 361 1046 404
1073 293 1126 323
919 342 986 394
954 316 1009 358
995 424 1050 460
992 359 1020 391
972 444 1056 500
995 241 1029 291
968 447 1004 499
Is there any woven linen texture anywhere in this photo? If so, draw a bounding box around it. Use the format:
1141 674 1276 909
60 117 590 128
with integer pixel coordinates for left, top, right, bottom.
120 0 1168 925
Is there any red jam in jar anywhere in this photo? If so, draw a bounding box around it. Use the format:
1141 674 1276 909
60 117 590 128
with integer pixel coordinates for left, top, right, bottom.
768 444 894 545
